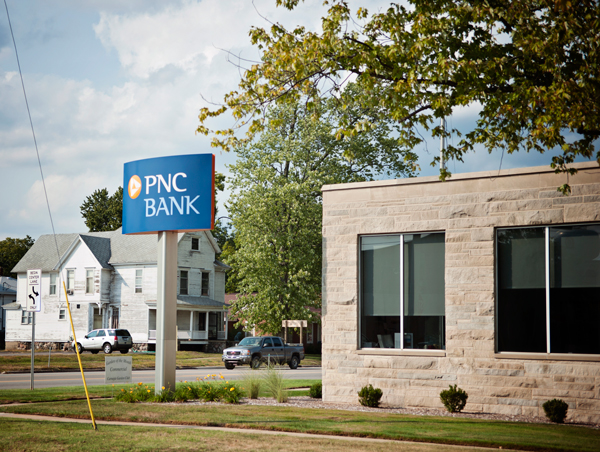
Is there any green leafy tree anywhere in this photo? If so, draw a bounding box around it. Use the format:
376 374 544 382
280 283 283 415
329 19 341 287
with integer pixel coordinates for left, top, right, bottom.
80 187 123 232
0 236 35 278
198 0 600 193
226 93 416 334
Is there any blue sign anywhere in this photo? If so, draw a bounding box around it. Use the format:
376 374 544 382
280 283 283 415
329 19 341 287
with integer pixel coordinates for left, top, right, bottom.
122 154 214 234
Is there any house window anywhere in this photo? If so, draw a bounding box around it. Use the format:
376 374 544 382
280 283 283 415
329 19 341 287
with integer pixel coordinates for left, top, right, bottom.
59 309 66 320
21 310 33 325
180 270 188 295
86 269 94 294
497 224 600 354
201 272 209 296
49 273 57 296
135 269 143 293
360 233 445 350
67 269 75 292
191 237 199 251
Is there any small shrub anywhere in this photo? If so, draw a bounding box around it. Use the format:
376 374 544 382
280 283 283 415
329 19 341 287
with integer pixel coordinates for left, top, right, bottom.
263 365 288 403
114 382 154 403
174 384 194 402
243 370 262 399
358 384 383 407
543 399 569 423
309 382 322 399
222 384 244 404
439 384 468 413
154 386 175 403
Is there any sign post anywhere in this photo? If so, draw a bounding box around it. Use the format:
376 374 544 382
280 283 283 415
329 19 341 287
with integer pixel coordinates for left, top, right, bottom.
123 154 214 394
27 269 41 390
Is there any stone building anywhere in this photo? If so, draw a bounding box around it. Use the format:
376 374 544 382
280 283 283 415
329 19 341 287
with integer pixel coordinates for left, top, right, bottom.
4 229 229 352
321 162 600 423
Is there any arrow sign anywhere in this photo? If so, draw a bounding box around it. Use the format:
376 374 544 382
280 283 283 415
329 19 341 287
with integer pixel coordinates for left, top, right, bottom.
26 269 42 312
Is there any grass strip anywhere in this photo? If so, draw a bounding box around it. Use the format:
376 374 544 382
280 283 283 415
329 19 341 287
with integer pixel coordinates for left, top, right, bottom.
0 398 597 451
0 380 315 404
0 417 473 452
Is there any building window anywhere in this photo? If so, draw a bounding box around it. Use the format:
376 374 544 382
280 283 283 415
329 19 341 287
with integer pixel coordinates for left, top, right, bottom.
360 233 445 350
497 224 600 355
135 269 143 293
59 309 66 320
86 269 94 294
201 272 209 296
191 237 199 251
49 273 57 296
21 310 33 324
180 270 188 295
67 269 75 292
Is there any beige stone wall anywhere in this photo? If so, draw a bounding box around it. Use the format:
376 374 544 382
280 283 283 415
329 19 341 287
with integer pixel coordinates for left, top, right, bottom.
321 162 600 423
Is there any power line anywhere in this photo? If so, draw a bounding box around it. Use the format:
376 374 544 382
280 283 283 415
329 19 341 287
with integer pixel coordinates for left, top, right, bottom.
3 0 61 261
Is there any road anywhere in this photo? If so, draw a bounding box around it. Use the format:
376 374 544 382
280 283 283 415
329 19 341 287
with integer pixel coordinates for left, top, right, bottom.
0 366 322 390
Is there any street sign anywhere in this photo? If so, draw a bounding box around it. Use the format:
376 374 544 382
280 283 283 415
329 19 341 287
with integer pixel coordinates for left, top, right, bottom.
26 269 42 312
122 154 215 234
105 356 132 384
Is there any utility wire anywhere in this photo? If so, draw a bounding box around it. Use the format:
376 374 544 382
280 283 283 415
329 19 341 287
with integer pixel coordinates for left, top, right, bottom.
3 0 61 262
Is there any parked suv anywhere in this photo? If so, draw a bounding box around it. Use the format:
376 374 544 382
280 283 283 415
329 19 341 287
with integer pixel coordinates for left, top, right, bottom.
73 329 133 354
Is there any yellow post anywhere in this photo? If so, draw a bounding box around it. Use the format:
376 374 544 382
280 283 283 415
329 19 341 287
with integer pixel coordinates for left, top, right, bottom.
63 281 97 430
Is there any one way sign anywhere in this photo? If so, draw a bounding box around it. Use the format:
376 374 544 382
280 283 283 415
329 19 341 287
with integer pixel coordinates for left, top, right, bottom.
26 268 42 312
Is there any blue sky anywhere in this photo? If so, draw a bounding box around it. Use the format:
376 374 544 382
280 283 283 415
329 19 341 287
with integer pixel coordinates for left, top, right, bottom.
0 0 578 240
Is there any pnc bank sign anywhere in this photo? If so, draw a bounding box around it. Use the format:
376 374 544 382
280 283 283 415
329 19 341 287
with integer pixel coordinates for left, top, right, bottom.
122 154 214 234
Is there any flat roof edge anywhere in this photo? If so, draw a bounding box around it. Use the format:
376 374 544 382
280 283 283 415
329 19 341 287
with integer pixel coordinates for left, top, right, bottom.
321 162 600 192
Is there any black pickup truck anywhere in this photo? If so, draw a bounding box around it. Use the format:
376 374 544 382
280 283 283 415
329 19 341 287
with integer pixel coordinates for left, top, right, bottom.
222 336 305 370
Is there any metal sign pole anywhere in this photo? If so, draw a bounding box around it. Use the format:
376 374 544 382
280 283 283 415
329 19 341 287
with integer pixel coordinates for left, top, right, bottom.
155 230 178 394
30 312 35 390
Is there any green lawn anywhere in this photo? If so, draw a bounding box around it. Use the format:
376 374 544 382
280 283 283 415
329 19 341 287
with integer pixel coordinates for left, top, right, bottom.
0 351 322 372
0 384 598 452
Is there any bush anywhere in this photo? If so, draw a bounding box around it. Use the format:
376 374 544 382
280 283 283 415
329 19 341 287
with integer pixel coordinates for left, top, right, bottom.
114 382 154 403
309 382 322 399
263 365 289 403
543 399 569 423
439 384 468 413
243 370 262 399
358 384 383 407
154 387 175 403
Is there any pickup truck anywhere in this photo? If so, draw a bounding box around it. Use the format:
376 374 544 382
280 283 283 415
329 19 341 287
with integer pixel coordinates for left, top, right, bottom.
222 336 305 370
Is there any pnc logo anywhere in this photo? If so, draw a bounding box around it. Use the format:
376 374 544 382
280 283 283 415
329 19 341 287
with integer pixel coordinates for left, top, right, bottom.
128 175 142 199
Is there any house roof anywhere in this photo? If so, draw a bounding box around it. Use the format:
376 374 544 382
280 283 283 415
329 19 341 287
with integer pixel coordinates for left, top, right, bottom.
12 229 222 272
177 295 227 309
1 302 21 310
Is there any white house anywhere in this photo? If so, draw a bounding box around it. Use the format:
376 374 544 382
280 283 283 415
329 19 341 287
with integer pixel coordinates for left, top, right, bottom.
4 228 230 352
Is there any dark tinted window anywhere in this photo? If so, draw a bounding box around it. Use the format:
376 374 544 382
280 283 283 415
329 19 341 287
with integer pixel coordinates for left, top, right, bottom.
116 330 130 336
272 337 283 347
263 338 273 347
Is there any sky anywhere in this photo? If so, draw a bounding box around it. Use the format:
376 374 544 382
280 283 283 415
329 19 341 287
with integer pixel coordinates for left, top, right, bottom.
0 0 579 241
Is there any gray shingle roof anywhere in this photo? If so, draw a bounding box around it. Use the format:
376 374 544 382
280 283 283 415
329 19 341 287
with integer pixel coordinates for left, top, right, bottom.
12 233 79 273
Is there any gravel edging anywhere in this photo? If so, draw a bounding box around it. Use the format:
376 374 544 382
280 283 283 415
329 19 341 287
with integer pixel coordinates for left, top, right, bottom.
187 396 600 429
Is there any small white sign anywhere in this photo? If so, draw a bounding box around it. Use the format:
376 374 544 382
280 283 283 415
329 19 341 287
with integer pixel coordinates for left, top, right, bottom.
105 356 132 384
26 269 42 312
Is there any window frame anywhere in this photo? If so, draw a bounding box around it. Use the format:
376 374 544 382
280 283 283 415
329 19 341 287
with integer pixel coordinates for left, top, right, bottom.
58 308 66 320
180 270 188 295
135 269 143 294
358 231 446 353
191 237 199 251
85 269 94 294
66 269 75 292
49 273 57 296
495 222 600 356
201 272 209 296
21 310 33 325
